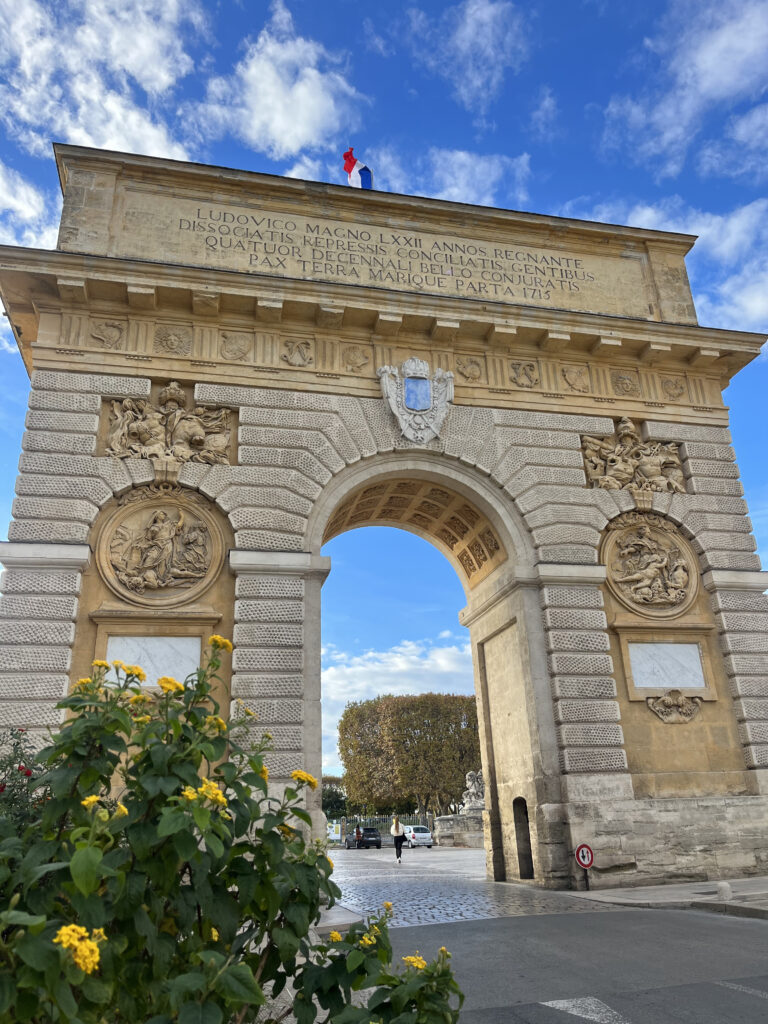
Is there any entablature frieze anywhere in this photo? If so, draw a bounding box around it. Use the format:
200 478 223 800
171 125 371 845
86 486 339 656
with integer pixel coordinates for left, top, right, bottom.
0 247 763 425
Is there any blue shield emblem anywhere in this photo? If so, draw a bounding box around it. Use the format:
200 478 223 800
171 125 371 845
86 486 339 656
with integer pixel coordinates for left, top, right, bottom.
404 377 431 411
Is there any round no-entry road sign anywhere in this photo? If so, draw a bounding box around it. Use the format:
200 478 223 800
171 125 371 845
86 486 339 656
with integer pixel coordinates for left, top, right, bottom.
575 843 594 869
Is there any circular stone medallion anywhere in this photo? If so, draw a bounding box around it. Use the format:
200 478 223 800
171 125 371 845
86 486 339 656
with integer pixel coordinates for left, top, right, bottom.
96 488 225 608
602 518 697 619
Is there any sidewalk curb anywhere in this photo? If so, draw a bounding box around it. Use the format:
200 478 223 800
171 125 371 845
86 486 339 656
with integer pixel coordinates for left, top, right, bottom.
690 900 768 921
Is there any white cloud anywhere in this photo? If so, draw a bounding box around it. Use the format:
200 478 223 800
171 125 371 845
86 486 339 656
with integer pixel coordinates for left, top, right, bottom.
321 637 473 773
530 86 559 141
408 0 528 117
362 16 393 57
0 160 60 252
698 102 768 182
190 0 362 160
370 145 531 207
603 0 768 178
284 156 324 181
0 0 196 158
556 194 768 332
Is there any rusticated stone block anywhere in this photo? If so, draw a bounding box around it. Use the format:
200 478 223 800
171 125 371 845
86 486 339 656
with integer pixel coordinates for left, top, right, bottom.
31 370 151 397
16 474 113 507
29 390 102 413
547 630 610 653
234 576 304 600
0 595 78 620
551 676 617 699
233 648 303 673
643 421 732 444
8 521 90 543
0 570 81 595
549 653 614 675
234 599 303 623
239 444 332 485
557 723 624 746
231 698 303 724
12 496 98 524
554 699 621 722
233 531 304 551
0 621 75 646
537 544 598 564
22 430 96 456
0 646 71 672
541 586 604 609
544 608 607 631
25 410 100 434
560 748 628 773
0 674 69 700
217 487 312 518
0 701 62 728
231 673 304 697
233 623 303 646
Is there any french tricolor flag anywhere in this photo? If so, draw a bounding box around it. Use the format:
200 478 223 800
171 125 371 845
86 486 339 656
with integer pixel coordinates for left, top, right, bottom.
343 147 373 189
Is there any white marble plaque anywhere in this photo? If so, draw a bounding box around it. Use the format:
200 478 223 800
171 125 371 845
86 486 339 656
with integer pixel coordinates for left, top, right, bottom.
628 642 706 689
106 636 202 686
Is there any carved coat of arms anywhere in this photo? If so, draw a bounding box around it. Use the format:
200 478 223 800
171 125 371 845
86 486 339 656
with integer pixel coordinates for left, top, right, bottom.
377 357 454 443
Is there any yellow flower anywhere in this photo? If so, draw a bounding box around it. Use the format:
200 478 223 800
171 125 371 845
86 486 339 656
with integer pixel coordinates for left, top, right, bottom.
327 856 334 870
263 732 273 742
80 795 100 811
278 824 296 838
244 708 256 718
197 777 227 807
72 937 100 973
128 693 151 705
439 946 450 957
111 659 126 671
181 786 198 802
157 676 184 694
360 933 376 948
54 924 89 950
53 925 104 975
75 677 92 689
383 901 393 912
115 803 128 818
259 764 269 783
133 714 151 725
92 660 109 670
329 930 342 942
402 953 427 970
210 927 219 941
208 634 233 653
205 715 227 733
290 769 318 791
125 665 146 682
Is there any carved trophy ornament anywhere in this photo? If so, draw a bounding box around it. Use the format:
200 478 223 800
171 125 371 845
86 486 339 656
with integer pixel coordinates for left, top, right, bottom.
603 512 697 618
90 320 125 350
646 690 703 724
220 332 252 361
378 357 454 443
342 345 370 373
509 361 539 389
582 418 686 497
455 357 482 381
106 381 231 465
562 365 590 393
96 485 225 608
282 339 313 366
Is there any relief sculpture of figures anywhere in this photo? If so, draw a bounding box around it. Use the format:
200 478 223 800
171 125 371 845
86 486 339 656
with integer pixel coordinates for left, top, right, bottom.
106 381 231 465
109 508 211 595
582 417 686 496
611 523 690 609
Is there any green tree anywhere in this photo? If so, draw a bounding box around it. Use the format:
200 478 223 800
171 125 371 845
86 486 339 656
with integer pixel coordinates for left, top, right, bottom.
0 640 462 1023
338 694 480 816
321 776 347 819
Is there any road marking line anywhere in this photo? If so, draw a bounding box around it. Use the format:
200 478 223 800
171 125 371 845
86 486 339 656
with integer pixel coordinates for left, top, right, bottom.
716 980 768 1001
541 996 633 1022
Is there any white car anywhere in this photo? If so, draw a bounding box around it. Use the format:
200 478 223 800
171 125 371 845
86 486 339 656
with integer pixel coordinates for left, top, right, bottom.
403 825 433 848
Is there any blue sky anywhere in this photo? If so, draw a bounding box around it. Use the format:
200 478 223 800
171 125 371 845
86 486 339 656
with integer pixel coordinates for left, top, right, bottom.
0 0 767 772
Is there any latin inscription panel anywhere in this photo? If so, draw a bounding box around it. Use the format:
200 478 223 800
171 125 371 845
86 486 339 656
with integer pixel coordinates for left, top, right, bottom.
115 188 652 318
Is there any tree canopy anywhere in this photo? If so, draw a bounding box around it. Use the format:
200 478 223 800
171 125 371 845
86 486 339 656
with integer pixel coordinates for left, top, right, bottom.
338 693 480 815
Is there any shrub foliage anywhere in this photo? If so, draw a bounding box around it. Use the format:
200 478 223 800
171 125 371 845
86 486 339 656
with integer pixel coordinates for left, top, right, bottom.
0 640 462 1023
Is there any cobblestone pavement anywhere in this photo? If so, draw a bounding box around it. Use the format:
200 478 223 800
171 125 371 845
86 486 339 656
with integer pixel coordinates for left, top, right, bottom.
330 847 622 928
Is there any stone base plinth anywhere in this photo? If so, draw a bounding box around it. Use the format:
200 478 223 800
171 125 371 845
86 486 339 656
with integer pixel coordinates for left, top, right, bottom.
434 812 485 849
565 792 768 889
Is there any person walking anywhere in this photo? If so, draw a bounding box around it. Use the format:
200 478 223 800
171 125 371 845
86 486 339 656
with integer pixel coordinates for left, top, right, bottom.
390 815 405 865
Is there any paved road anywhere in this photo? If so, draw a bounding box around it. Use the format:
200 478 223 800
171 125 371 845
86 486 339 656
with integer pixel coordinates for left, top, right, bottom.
330 846 618 927
331 848 768 1022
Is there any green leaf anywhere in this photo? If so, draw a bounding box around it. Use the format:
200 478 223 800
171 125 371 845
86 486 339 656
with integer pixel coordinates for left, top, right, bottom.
346 949 365 973
178 1001 223 1024
16 933 59 972
81 976 112 1004
213 964 265 1005
157 808 187 837
0 974 14 1014
173 830 199 861
205 833 224 859
53 977 78 1018
1 910 47 928
70 845 103 896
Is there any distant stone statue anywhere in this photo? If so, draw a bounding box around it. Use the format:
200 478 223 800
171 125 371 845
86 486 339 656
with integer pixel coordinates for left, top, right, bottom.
461 769 485 812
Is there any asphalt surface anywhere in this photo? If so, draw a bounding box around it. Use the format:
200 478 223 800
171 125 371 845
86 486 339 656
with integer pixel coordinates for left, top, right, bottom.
331 847 768 1023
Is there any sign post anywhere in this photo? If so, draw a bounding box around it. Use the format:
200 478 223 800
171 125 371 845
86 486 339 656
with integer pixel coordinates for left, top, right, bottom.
574 843 594 890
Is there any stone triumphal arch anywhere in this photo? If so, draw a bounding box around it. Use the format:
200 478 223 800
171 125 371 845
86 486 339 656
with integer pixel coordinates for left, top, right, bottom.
1 144 768 888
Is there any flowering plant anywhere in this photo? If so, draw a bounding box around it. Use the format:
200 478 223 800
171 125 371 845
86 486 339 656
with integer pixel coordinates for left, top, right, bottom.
0 639 461 1023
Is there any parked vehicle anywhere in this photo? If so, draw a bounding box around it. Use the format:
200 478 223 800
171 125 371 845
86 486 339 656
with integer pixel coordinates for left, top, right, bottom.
345 826 382 849
403 825 433 848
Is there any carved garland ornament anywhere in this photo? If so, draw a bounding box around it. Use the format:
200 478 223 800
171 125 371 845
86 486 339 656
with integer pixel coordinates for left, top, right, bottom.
646 690 703 724
106 381 232 466
603 512 698 618
96 485 225 609
582 417 686 497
